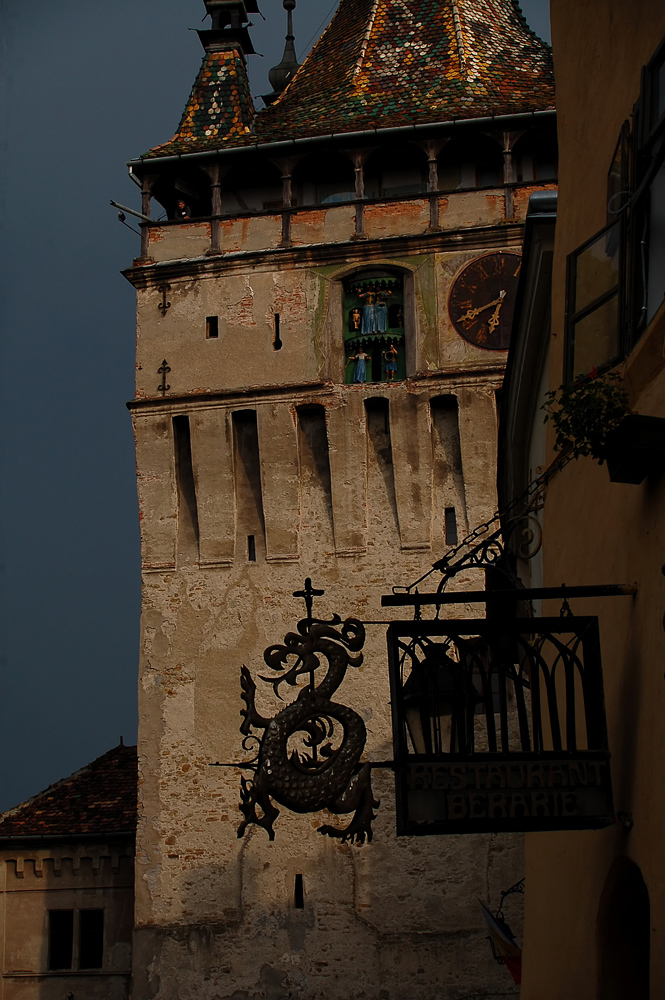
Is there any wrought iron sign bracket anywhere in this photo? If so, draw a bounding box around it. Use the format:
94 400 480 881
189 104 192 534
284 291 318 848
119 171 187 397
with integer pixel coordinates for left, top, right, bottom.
382 583 638 609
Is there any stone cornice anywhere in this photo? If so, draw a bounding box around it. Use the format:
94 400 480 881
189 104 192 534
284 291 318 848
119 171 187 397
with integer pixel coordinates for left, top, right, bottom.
122 222 525 289
127 369 504 414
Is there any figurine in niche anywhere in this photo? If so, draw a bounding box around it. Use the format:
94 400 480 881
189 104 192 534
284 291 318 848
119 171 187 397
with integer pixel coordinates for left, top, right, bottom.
357 284 377 334
374 282 392 334
349 307 362 332
346 348 371 383
389 302 404 328
383 342 398 381
357 281 393 334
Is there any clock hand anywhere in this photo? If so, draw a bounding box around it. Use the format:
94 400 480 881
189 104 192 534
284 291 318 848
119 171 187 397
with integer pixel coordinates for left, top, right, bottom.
459 289 506 322
487 299 503 336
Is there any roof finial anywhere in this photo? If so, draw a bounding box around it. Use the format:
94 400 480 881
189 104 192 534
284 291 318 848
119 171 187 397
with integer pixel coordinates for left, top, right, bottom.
451 0 468 78
264 0 300 105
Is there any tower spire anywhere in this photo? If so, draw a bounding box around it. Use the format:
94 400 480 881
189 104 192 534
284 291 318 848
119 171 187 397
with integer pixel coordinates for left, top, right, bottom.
143 0 258 157
264 0 300 106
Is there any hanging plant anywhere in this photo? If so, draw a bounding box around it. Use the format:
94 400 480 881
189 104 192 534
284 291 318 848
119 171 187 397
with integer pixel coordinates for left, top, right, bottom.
542 369 629 464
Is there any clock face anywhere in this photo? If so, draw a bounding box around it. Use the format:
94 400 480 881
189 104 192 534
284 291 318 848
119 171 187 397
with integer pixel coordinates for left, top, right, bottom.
448 251 522 351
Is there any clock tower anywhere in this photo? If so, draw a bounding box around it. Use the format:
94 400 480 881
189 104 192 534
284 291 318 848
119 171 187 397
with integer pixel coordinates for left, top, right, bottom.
124 2 556 997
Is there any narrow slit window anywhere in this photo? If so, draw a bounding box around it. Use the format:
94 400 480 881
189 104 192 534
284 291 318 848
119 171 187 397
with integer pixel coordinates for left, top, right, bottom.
206 316 219 339
173 415 200 562
273 313 282 350
79 909 104 970
294 874 304 909
444 507 458 546
248 535 256 562
48 910 74 970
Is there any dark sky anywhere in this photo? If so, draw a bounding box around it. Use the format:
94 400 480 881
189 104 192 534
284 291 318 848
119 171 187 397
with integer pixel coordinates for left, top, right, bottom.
0 0 551 811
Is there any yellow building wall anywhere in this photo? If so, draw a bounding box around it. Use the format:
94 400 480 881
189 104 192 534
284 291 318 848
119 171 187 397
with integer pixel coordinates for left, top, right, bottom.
521 2 665 996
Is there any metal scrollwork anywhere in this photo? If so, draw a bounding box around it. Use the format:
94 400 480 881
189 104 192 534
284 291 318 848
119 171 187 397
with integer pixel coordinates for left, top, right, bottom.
237 608 379 845
508 513 543 562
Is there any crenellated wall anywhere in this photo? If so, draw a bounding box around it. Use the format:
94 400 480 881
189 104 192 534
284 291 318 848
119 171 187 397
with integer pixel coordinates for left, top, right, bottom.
0 847 134 1000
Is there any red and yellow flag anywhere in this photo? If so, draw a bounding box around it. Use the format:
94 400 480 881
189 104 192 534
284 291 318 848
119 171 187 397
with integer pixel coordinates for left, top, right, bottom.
479 901 523 985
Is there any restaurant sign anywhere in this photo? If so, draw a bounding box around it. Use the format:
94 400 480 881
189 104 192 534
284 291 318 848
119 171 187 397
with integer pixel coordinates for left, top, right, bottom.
399 753 613 835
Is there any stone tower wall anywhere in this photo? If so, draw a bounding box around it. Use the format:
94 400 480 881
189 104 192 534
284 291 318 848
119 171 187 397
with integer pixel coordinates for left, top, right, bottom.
126 185 549 999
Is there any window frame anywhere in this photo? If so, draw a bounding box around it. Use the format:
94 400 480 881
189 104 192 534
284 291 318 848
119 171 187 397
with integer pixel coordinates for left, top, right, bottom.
639 34 665 149
563 33 665 383
47 907 105 973
564 217 625 383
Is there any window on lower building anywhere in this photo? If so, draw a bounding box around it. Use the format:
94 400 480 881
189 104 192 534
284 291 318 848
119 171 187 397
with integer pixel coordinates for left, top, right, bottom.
48 908 104 971
79 909 104 969
48 910 74 970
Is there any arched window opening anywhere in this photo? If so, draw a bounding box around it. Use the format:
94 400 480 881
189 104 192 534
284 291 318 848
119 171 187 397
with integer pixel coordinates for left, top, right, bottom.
343 270 406 384
151 168 212 221
221 158 283 214
438 135 504 192
364 144 428 199
597 857 650 1000
292 151 355 207
513 128 558 183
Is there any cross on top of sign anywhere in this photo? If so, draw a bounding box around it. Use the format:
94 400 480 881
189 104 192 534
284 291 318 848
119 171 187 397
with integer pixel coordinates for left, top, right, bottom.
292 578 325 625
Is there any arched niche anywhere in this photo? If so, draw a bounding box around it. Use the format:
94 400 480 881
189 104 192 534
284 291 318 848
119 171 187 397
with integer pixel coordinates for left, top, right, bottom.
342 268 409 385
438 133 504 191
597 857 650 1000
220 157 283 214
364 143 428 199
292 151 355 207
513 127 558 183
151 166 212 220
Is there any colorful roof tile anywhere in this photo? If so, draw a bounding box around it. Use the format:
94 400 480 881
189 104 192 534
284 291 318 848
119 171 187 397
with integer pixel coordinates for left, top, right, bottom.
0 745 137 839
143 0 554 159
146 49 256 158
261 0 554 139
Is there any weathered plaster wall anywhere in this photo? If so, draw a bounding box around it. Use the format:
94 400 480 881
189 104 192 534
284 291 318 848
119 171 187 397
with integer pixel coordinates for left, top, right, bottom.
145 182 552 264
133 249 519 399
131 464 524 1000
130 175 533 999
130 383 523 999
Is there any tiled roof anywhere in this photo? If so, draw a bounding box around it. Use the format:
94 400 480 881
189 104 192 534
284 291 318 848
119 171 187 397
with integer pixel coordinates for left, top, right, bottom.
142 0 554 160
146 49 256 158
0 745 137 839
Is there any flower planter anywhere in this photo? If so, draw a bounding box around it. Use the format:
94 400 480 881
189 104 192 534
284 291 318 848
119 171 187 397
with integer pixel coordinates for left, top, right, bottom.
604 414 665 484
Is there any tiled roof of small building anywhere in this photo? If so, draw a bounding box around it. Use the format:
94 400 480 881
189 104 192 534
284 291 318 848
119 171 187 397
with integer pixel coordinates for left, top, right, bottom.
142 0 554 160
0 745 137 839
146 49 256 158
